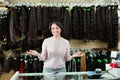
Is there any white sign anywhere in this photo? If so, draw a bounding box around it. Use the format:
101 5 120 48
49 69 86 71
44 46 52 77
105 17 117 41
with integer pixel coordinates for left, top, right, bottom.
111 51 118 58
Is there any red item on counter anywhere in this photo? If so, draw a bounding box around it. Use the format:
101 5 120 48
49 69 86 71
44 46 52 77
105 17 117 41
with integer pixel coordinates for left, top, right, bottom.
109 63 118 68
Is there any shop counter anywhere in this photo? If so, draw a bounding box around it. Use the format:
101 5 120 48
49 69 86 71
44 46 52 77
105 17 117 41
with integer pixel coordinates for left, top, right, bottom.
10 69 120 80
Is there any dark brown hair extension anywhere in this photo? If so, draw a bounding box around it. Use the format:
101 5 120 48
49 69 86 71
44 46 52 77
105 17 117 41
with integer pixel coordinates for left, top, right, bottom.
0 50 5 72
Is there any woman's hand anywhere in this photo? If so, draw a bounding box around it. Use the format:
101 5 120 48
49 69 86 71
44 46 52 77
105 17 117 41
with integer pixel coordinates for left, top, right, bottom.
72 51 85 58
26 50 39 56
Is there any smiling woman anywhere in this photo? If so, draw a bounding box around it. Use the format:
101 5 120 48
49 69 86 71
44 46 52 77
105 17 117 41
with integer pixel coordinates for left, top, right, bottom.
49 21 63 39
27 21 85 73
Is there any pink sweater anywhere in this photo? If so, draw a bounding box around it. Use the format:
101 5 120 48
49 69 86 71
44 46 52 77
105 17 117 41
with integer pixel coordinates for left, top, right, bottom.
39 37 71 69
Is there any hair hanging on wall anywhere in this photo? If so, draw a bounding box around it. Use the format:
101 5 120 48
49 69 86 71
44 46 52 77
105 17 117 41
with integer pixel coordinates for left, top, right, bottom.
0 49 5 72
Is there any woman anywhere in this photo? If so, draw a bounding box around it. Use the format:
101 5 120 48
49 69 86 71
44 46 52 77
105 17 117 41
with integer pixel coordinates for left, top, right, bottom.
27 21 85 73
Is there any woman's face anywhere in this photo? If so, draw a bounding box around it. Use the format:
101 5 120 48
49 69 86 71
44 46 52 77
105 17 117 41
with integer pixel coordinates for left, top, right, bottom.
51 23 61 37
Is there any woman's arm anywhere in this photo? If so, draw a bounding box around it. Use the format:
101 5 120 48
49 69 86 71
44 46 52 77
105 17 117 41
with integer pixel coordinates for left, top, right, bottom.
71 51 85 59
27 39 47 60
65 40 85 61
27 50 40 56
65 51 85 61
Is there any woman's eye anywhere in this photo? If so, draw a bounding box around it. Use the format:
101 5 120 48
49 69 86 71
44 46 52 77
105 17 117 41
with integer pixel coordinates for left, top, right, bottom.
52 28 54 30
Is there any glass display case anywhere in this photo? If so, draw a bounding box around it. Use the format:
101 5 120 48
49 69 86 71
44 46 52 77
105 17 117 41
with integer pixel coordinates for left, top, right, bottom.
10 70 120 80
10 71 87 80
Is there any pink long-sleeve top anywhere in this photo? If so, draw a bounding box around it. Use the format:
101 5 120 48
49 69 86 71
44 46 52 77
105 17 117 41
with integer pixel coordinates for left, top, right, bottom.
38 37 71 69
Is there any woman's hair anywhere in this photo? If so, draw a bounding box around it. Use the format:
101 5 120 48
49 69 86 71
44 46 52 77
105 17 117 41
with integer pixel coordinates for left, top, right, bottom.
49 21 63 32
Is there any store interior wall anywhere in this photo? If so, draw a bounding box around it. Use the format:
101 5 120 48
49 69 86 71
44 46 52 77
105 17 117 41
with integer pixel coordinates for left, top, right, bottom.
7 0 119 10
7 0 118 4
0 0 119 49
0 0 119 79
6 0 119 49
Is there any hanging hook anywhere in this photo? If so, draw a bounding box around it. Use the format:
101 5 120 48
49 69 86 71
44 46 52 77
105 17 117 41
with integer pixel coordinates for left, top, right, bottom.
42 0 46 6
66 0 69 6
53 0 55 6
73 0 76 6
57 0 59 7
49 0 52 6
54 0 56 6
61 0 63 6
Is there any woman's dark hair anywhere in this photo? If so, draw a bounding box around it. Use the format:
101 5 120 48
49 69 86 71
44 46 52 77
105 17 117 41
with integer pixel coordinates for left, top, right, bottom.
49 21 63 32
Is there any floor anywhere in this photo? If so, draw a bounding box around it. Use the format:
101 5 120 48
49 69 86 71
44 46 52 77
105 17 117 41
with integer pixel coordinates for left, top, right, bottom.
0 73 13 80
0 70 14 80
